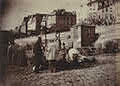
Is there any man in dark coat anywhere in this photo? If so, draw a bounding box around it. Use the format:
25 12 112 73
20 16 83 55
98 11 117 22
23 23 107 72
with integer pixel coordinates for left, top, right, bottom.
33 37 44 73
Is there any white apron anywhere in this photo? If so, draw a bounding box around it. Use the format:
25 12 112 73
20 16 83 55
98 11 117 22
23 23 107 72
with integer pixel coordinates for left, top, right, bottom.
46 43 58 61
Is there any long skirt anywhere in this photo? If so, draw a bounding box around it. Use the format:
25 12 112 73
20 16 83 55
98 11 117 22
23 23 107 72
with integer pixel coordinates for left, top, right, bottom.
48 60 56 73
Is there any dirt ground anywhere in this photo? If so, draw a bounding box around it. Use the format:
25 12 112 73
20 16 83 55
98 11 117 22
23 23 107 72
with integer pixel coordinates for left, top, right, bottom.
115 52 120 86
0 53 116 86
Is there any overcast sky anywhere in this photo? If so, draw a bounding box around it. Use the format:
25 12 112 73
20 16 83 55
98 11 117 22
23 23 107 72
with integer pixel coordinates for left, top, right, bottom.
1 0 89 30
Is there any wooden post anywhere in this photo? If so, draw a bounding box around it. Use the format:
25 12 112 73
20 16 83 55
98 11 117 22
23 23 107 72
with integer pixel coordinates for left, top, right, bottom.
45 20 47 47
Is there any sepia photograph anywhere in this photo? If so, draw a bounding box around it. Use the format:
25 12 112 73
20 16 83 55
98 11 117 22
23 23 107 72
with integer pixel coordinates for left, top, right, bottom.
0 0 120 86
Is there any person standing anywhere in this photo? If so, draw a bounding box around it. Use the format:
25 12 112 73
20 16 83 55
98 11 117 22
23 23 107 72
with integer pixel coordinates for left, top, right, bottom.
62 42 67 61
33 36 44 73
7 42 15 65
46 40 59 73
25 44 33 66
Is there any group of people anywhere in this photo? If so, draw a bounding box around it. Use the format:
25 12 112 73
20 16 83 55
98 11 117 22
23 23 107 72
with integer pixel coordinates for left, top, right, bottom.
33 35 79 73
33 36 64 73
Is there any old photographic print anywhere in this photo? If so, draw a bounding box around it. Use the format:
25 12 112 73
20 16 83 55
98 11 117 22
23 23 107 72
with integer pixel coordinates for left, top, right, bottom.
0 0 120 86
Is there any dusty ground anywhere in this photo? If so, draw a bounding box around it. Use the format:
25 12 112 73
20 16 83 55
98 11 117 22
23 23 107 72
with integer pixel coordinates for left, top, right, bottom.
0 53 116 86
115 52 120 86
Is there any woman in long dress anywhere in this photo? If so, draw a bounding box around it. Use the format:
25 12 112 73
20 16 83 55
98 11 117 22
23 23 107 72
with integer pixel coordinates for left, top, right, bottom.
46 40 59 73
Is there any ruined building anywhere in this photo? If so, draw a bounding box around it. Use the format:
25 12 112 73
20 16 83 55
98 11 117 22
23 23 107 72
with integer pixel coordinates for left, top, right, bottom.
19 13 44 36
18 9 76 37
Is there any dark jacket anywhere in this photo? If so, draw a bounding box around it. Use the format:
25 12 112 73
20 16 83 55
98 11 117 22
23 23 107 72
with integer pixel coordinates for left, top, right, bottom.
33 40 45 65
33 41 43 55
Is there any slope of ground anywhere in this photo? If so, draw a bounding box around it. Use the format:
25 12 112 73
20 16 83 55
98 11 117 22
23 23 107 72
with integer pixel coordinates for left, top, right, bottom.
3 54 115 86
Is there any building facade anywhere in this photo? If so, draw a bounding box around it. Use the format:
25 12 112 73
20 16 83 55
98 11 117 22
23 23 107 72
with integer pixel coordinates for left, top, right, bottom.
71 24 98 48
55 9 76 32
42 9 77 33
87 0 120 25
87 0 100 25
98 0 116 25
87 0 98 17
114 0 120 23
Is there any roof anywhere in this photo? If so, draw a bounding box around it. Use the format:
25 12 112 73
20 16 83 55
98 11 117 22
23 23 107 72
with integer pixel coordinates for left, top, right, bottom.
71 23 95 28
54 9 76 16
87 0 97 6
